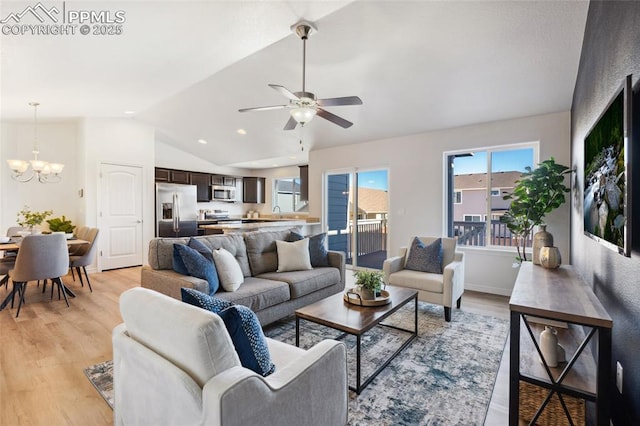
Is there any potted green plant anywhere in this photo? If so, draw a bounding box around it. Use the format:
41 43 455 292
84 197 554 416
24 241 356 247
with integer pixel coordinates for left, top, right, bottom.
16 206 53 234
47 216 76 235
354 270 384 300
499 158 571 263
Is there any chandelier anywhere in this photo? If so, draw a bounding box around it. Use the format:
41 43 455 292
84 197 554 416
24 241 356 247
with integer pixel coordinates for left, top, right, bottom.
6 102 64 183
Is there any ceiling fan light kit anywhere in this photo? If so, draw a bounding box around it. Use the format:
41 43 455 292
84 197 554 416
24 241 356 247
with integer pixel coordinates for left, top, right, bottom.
290 105 316 124
239 20 363 130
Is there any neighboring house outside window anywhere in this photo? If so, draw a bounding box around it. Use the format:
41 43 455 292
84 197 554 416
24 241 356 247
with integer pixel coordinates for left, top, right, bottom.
446 144 537 248
453 191 462 204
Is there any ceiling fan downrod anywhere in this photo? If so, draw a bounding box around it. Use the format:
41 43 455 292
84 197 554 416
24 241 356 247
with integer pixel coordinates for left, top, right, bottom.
294 22 314 93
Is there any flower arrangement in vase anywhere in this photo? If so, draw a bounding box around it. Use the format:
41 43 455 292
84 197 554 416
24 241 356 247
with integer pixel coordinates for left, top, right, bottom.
16 206 53 234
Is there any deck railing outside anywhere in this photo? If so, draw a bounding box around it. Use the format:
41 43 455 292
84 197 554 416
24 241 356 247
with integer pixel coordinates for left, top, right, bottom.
453 220 532 247
346 219 387 258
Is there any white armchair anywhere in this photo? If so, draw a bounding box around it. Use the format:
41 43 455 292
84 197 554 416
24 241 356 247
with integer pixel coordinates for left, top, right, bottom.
113 287 348 426
383 236 464 322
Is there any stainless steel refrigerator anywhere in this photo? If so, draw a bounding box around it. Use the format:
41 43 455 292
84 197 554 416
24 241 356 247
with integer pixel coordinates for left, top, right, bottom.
156 183 198 237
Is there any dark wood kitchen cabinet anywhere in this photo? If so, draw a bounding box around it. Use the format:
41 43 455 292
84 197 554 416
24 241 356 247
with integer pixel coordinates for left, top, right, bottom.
243 177 265 203
299 165 309 201
155 168 191 184
190 172 211 202
155 168 171 182
170 170 191 184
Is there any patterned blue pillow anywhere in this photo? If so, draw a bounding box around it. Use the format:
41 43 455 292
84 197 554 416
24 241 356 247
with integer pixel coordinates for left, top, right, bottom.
288 232 330 267
181 287 233 312
174 244 220 295
218 305 275 377
405 237 443 274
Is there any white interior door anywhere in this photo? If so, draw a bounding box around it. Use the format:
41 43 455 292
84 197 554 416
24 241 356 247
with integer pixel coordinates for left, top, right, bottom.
100 163 143 270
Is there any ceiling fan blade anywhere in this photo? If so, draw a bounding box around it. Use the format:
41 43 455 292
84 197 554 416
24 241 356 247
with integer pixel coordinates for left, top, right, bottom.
317 108 353 128
317 96 363 107
269 84 300 101
238 105 287 113
283 115 298 131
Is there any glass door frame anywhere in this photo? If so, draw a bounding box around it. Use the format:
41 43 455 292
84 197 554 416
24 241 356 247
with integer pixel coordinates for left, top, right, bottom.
323 167 390 271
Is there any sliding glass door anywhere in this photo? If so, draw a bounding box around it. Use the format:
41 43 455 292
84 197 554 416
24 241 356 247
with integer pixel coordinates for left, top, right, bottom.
325 169 388 270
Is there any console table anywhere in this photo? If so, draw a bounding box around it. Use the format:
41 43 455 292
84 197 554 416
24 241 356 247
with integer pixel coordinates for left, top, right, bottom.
509 262 612 425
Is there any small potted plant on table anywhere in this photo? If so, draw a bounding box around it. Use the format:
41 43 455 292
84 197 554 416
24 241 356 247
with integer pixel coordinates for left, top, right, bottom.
354 270 384 300
47 215 76 238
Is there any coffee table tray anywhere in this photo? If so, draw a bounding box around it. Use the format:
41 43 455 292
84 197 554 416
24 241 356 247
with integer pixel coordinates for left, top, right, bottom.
344 288 391 306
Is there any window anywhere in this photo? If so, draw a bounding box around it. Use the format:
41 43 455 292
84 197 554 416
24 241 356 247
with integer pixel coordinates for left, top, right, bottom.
273 177 307 213
453 191 462 204
446 143 537 248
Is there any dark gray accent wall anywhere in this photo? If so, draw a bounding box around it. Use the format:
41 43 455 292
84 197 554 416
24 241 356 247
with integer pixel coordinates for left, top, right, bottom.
571 2 640 424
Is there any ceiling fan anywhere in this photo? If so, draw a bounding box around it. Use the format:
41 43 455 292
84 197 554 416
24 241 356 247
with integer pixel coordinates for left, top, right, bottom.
239 21 363 130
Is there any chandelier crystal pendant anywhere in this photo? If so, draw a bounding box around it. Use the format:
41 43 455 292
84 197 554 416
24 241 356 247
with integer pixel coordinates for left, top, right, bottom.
6 102 64 183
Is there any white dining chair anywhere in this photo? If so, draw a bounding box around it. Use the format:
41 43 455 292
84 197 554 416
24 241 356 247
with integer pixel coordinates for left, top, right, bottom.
8 234 70 317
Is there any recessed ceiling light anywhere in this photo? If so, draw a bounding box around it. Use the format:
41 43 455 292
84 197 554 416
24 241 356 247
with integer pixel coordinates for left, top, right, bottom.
272 164 278 167
124 110 136 115
289 156 297 160
197 139 207 144
237 129 247 135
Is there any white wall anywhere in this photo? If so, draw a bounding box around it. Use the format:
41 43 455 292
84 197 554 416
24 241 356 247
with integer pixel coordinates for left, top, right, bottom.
309 111 571 295
79 118 156 269
1 121 79 233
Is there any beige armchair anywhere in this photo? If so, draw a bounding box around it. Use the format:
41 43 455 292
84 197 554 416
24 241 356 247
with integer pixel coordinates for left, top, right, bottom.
383 236 464 322
113 287 348 426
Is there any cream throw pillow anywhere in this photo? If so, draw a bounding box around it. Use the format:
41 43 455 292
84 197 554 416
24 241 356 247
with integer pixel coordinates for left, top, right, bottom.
276 238 312 272
212 248 244 292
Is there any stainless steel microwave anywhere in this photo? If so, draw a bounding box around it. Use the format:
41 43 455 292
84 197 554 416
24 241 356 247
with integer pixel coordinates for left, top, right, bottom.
211 185 237 202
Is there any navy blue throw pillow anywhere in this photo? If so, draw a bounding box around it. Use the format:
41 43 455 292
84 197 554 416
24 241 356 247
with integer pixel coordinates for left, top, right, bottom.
287 232 330 267
181 287 233 313
174 244 220 295
188 237 213 262
405 237 443 274
218 305 275 377
173 244 189 275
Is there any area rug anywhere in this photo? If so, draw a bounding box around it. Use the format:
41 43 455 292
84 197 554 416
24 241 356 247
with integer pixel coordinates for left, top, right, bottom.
84 360 114 409
85 302 507 425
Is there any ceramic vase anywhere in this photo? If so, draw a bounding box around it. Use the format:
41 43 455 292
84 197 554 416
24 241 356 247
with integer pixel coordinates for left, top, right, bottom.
540 326 558 367
540 246 562 269
360 288 376 300
533 225 553 265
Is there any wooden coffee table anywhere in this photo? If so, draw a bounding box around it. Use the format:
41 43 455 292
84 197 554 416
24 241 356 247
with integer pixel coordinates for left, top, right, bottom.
295 286 418 394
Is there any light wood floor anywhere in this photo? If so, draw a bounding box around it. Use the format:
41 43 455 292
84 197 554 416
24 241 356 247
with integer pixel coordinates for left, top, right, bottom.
0 267 509 426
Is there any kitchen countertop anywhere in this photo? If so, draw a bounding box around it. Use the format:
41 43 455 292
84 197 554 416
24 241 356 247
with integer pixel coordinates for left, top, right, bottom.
198 217 320 224
199 219 310 233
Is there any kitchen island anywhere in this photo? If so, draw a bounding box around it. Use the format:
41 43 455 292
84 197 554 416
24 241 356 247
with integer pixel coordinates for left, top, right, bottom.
200 218 320 234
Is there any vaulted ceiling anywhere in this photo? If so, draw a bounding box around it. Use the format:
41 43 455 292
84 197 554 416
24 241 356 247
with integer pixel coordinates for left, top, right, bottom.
1 1 589 168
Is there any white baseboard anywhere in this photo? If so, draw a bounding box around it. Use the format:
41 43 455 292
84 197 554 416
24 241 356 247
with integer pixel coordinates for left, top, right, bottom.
465 283 512 297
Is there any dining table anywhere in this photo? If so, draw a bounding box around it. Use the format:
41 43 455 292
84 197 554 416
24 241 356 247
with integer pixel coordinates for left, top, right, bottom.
0 237 89 312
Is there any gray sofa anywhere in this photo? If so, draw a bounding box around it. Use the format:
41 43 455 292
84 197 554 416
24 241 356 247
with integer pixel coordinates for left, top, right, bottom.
141 229 345 326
